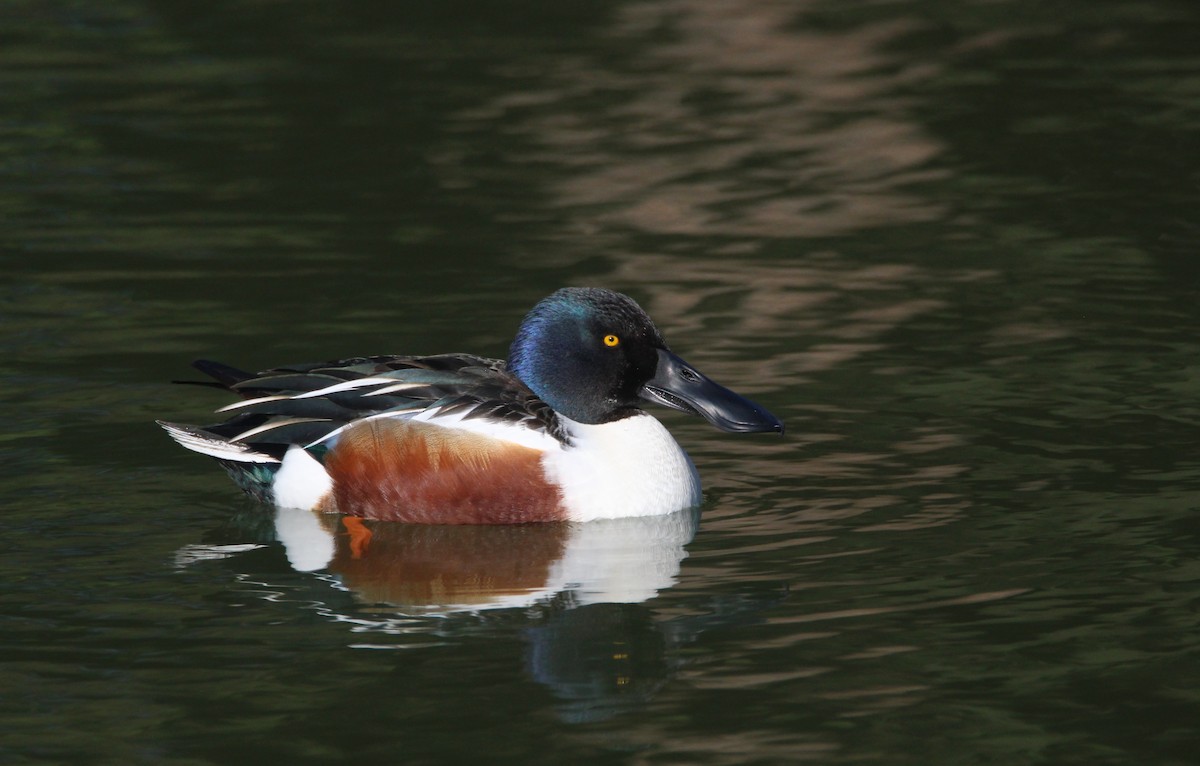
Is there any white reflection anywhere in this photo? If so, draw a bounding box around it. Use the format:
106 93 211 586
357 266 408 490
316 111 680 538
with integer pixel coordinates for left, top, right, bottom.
274 505 335 572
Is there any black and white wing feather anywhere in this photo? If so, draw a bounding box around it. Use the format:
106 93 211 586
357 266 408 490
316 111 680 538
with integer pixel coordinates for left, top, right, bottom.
161 354 567 462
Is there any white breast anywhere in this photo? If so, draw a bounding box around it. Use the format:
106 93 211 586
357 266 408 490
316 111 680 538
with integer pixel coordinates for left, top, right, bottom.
542 414 702 522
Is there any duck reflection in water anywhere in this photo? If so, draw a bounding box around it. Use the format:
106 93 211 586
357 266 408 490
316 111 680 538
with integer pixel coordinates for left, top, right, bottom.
271 504 699 611
276 506 701 722
179 506 784 722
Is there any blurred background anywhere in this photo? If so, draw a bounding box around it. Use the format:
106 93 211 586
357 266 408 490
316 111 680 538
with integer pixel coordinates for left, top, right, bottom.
2 1 1198 764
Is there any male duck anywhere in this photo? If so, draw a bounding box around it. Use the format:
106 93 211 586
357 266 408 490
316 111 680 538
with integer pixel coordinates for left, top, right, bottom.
159 287 782 524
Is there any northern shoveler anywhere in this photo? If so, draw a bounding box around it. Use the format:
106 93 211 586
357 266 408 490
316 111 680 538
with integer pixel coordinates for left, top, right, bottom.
159 287 782 524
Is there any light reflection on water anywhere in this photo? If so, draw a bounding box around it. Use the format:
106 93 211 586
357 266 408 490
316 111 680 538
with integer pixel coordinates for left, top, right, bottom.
446 0 949 239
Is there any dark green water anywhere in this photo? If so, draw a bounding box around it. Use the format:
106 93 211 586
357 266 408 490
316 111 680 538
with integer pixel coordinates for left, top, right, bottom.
3 1 1198 763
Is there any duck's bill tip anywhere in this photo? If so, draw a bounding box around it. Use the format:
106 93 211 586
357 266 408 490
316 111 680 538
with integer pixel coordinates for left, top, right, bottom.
720 413 785 435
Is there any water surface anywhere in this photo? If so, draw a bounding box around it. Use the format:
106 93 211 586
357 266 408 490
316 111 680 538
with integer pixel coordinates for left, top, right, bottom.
3 1 1199 764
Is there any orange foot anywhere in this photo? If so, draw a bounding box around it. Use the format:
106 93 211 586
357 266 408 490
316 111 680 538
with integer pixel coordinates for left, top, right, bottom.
342 516 373 559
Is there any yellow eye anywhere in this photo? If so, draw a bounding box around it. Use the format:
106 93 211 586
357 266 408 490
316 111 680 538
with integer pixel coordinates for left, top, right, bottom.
603 334 620 347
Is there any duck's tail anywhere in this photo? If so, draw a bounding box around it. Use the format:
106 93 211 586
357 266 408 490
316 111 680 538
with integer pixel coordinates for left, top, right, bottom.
157 420 282 502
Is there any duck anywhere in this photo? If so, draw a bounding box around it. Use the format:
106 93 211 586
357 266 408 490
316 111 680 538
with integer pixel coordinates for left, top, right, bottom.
159 287 783 524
